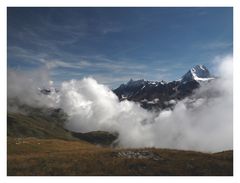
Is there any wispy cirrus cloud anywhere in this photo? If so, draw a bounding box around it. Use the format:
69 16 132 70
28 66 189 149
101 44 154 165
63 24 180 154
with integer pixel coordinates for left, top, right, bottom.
8 44 147 72
8 44 153 87
8 8 233 87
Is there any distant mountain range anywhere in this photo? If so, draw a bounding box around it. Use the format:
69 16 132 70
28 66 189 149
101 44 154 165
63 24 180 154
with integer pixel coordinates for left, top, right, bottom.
113 65 215 110
38 64 215 110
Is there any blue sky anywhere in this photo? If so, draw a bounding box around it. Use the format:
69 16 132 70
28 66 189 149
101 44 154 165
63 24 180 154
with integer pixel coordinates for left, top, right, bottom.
7 7 233 88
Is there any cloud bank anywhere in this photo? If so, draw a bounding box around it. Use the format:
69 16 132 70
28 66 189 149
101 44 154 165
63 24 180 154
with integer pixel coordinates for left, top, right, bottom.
7 56 233 152
7 69 59 108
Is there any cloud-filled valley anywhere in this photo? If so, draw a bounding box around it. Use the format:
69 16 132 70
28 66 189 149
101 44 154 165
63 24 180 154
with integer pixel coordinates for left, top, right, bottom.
7 56 233 152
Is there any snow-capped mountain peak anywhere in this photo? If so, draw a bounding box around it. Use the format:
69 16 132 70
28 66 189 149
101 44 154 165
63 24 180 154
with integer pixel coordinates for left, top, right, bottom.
191 65 209 77
181 65 214 82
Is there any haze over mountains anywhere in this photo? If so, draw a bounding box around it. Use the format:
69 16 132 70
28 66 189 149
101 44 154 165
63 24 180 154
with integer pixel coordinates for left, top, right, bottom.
39 64 215 110
7 56 233 152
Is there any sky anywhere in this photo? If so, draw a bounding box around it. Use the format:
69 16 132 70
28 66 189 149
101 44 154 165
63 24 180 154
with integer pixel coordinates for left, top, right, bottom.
7 7 233 88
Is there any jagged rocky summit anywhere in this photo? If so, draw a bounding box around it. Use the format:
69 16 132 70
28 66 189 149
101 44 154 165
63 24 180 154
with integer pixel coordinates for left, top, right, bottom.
113 65 215 110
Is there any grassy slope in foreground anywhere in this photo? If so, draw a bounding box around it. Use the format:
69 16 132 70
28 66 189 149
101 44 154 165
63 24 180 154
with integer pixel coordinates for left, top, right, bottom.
7 137 233 176
7 110 233 176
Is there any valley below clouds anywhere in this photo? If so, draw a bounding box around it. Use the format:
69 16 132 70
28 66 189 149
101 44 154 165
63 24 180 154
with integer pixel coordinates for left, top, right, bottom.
7 55 233 152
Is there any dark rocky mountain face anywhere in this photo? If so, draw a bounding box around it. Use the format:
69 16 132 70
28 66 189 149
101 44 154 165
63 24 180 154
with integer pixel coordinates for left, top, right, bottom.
113 65 214 110
113 79 200 110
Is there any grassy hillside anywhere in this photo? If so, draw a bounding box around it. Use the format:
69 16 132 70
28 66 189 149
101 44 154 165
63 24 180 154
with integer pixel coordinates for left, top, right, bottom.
7 110 118 145
7 137 233 176
71 131 118 146
7 105 233 176
7 111 74 140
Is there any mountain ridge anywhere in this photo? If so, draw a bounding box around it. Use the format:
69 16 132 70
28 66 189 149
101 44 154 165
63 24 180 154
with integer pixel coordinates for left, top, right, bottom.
113 65 215 110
